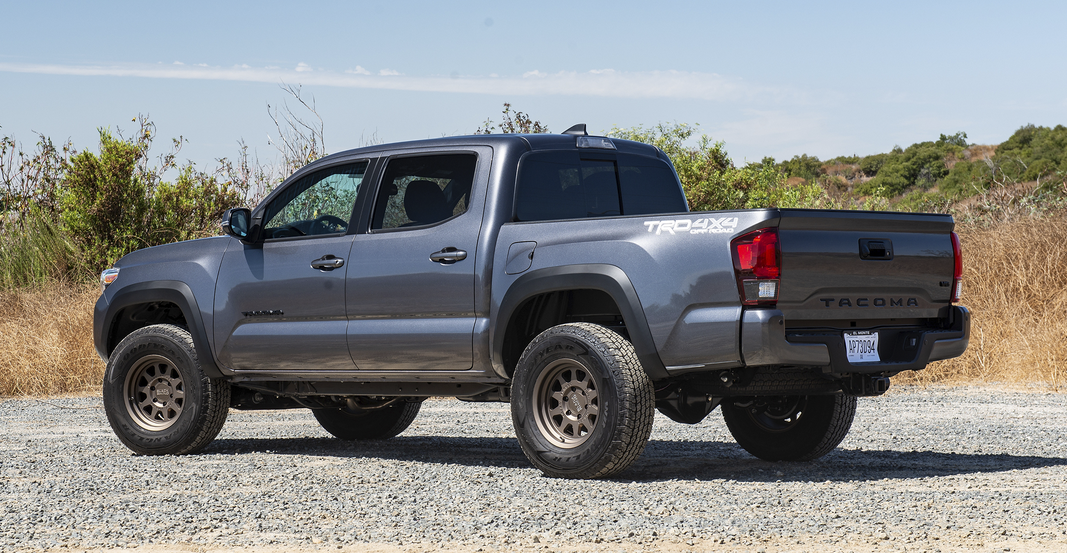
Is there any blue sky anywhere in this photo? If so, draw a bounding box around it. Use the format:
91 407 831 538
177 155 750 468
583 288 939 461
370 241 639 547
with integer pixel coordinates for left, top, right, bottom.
2 1 1065 172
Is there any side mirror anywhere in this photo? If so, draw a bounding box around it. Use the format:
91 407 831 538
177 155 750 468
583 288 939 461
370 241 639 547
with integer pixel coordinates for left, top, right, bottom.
221 208 252 240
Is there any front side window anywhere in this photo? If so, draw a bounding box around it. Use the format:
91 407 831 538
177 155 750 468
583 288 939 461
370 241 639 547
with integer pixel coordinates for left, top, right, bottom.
371 154 477 230
262 162 367 239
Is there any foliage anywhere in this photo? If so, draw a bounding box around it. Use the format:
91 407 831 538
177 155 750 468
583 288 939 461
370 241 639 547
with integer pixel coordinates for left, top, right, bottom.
858 153 888 177
986 124 1067 184
608 123 832 211
778 153 823 182
267 83 328 178
477 103 549 134
0 131 71 220
60 127 151 273
2 117 251 277
0 214 83 289
148 165 245 245
855 138 964 197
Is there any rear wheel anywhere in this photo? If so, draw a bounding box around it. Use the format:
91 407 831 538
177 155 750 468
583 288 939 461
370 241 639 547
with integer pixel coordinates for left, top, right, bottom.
103 324 230 455
721 394 856 461
511 323 655 479
313 401 421 440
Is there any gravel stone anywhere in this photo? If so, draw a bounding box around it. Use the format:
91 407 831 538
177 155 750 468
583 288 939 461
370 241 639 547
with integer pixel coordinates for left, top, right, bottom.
1 386 1066 552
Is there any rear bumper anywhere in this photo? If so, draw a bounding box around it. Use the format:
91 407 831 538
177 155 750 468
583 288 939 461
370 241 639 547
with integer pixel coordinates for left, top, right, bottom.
740 305 970 374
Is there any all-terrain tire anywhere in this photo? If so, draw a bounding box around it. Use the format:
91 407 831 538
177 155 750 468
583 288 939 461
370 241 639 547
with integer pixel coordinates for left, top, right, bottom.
102 324 230 455
313 401 421 440
721 394 857 461
510 323 655 479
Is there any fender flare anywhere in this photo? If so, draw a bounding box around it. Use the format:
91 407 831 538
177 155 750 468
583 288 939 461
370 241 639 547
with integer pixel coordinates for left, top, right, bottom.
493 264 668 381
94 280 226 378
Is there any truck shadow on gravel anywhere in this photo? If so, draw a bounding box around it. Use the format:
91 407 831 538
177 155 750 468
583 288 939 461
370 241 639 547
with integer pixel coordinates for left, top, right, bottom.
207 436 1067 483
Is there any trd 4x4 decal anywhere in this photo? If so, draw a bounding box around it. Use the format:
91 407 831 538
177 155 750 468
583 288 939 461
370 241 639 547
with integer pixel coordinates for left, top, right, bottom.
644 217 739 235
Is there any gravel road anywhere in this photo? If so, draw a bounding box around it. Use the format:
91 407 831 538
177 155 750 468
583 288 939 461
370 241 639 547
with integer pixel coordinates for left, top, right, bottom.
2 386 1066 553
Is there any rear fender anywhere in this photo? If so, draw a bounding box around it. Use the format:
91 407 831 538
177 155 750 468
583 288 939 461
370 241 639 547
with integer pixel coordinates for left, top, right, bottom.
493 264 668 380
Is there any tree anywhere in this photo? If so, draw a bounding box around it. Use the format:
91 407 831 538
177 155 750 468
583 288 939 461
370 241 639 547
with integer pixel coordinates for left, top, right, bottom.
477 103 549 134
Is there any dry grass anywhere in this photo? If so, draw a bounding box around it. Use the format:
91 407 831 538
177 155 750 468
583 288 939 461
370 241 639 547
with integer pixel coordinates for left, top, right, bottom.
899 215 1067 389
0 280 103 396
2 217 1065 396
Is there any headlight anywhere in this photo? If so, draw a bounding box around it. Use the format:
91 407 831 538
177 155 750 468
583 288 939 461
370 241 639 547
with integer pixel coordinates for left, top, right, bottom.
100 267 120 290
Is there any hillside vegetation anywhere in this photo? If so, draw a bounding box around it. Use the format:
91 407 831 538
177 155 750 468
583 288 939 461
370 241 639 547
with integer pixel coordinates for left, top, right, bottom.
2 109 1066 394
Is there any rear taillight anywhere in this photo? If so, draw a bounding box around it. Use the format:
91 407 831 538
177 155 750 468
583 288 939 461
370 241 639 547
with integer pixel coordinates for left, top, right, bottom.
950 231 963 302
732 228 780 306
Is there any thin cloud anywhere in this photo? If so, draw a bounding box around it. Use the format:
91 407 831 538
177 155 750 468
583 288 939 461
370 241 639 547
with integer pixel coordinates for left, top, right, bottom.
0 61 787 102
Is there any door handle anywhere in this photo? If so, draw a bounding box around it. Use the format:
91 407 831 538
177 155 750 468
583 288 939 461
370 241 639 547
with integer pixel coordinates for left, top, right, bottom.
429 247 467 263
311 255 345 270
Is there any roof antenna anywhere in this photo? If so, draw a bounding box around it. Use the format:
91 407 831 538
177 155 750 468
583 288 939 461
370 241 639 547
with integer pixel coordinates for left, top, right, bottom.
562 124 588 136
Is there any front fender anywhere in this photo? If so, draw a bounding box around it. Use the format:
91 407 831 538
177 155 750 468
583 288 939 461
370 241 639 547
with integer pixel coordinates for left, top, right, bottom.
94 280 226 378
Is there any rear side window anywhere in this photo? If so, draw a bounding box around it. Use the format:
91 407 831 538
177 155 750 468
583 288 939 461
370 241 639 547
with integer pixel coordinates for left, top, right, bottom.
370 153 477 230
516 151 686 222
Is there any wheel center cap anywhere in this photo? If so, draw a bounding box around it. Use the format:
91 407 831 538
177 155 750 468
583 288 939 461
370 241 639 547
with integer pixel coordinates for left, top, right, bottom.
567 388 587 418
152 378 172 400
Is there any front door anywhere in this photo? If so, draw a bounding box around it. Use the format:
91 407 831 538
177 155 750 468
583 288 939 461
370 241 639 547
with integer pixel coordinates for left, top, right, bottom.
214 161 368 372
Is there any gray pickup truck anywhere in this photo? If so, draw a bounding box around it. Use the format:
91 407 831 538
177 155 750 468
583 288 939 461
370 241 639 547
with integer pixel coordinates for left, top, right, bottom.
94 125 970 479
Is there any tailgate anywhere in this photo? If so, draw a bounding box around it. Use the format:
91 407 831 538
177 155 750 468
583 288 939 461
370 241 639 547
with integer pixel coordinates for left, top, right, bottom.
776 209 955 322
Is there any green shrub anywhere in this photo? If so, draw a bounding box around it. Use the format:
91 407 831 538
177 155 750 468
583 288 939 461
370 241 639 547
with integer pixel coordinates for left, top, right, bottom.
941 159 992 197
895 190 953 213
859 153 888 176
777 154 823 182
60 129 149 273
0 214 83 289
855 139 961 197
148 166 244 245
608 123 835 211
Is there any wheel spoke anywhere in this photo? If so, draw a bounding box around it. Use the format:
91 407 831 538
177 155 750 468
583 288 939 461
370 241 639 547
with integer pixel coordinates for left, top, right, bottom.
124 354 187 431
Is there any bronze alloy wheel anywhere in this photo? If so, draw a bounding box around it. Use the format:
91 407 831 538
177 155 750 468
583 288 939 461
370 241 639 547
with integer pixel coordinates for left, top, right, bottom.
123 354 186 431
532 358 601 449
744 396 808 432
511 323 655 479
104 324 229 455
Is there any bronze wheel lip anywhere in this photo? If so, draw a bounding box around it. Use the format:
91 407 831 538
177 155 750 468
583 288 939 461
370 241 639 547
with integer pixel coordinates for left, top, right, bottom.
532 358 600 449
123 354 185 431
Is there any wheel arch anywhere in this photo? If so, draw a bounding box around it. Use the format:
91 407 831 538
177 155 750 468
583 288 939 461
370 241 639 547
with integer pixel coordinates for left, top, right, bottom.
95 281 225 378
493 264 668 381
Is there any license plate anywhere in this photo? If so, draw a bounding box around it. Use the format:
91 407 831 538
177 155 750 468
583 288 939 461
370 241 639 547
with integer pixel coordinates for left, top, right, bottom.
844 331 880 363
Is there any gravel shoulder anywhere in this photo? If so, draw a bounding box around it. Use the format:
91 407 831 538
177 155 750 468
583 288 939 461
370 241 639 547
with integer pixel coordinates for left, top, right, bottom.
2 386 1066 553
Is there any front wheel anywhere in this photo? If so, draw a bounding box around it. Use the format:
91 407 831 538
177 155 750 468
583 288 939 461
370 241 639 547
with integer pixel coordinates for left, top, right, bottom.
102 324 230 455
313 401 421 440
721 394 857 461
511 323 655 479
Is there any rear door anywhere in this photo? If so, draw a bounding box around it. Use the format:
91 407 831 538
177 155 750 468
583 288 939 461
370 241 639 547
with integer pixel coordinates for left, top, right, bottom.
345 150 488 371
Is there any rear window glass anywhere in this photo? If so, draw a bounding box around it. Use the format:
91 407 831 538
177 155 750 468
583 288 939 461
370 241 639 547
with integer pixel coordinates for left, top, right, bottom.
516 151 686 222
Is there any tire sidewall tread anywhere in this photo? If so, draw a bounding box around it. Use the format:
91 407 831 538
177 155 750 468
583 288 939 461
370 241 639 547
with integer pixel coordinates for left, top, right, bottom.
313 401 422 440
722 393 857 462
511 323 654 479
103 324 229 455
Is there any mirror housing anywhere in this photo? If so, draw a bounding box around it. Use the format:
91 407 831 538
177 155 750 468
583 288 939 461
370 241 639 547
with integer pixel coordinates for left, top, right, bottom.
221 208 252 241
